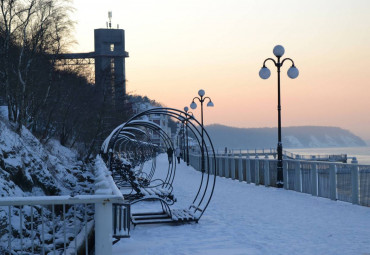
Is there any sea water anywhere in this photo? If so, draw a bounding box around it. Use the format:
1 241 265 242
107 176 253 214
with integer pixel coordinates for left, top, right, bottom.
287 146 370 165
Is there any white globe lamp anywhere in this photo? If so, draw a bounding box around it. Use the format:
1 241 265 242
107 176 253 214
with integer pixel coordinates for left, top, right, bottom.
259 67 271 79
287 66 299 79
190 101 197 109
198 89 205 97
273 45 285 57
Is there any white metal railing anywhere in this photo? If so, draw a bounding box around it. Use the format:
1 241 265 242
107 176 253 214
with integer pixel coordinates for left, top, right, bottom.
0 156 129 254
0 194 124 255
213 148 348 163
189 153 370 207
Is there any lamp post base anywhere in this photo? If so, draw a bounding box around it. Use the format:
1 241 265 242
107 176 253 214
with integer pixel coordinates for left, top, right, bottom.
276 164 284 188
277 143 284 188
276 180 284 188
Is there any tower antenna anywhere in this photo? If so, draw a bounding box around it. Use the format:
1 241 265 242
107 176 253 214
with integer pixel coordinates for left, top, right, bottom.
108 11 112 29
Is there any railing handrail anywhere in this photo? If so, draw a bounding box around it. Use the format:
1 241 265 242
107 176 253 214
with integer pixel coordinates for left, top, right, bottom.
0 194 124 206
210 148 348 163
188 153 370 207
0 194 126 255
190 152 365 166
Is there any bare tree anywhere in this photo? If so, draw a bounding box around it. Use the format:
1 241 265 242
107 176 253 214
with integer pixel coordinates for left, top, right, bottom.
0 0 74 132
0 0 23 121
0 1 134 159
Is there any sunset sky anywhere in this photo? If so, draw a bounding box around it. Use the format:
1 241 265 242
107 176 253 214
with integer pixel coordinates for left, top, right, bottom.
72 0 370 140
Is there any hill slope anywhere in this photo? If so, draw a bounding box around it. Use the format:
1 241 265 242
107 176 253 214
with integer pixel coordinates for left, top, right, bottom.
0 109 93 197
0 108 95 253
205 124 366 149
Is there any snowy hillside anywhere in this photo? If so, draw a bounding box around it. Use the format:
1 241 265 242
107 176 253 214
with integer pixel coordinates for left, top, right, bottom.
0 107 95 253
0 107 93 197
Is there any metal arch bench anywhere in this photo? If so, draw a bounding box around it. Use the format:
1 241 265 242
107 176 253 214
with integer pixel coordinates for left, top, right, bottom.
105 125 163 187
101 107 217 225
110 156 151 187
119 161 176 205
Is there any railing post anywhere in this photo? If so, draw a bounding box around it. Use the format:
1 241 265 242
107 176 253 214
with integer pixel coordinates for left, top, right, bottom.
238 157 243 182
311 163 318 196
351 164 359 205
194 155 197 171
295 161 302 192
329 164 337 201
194 155 197 170
246 157 251 183
210 156 214 175
205 155 209 173
264 159 270 187
192 154 195 169
215 156 218 176
225 156 230 178
214 155 217 175
255 157 260 185
95 201 113 255
283 160 288 190
231 157 236 180
218 157 223 177
198 155 201 171
213 155 217 175
94 161 119 255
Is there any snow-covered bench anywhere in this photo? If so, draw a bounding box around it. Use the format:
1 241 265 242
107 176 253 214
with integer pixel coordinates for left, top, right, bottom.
111 157 150 187
124 172 176 205
111 156 176 204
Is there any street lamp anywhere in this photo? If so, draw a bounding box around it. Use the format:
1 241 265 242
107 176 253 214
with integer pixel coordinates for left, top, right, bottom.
176 121 181 148
259 45 299 188
190 89 214 172
184 106 193 166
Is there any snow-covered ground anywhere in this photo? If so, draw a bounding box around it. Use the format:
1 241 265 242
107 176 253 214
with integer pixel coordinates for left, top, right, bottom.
0 107 92 197
113 154 370 255
0 108 96 253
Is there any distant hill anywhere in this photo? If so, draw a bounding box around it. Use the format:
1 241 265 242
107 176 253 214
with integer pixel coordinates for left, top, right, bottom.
205 124 366 149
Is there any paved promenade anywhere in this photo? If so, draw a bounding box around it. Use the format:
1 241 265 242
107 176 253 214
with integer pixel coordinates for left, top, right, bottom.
113 154 370 255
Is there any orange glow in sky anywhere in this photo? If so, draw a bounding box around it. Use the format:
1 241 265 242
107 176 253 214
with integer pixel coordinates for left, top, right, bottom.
72 0 370 140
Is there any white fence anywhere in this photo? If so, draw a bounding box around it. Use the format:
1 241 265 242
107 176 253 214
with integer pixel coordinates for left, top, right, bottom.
0 156 131 254
214 148 348 163
0 194 126 254
189 154 370 207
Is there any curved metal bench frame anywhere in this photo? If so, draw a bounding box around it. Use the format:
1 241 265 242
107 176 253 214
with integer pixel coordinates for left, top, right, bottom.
102 107 217 223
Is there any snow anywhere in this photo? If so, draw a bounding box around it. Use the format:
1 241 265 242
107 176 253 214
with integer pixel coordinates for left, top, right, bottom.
94 156 123 197
101 123 126 153
0 112 94 197
0 111 98 253
284 135 303 148
64 220 94 254
0 106 8 118
113 154 370 255
340 135 360 147
1 104 370 254
102 119 162 153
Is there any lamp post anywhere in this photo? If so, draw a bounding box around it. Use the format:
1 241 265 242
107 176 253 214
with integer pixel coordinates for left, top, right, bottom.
180 120 185 159
184 106 193 166
259 45 299 188
176 121 182 149
190 89 214 172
